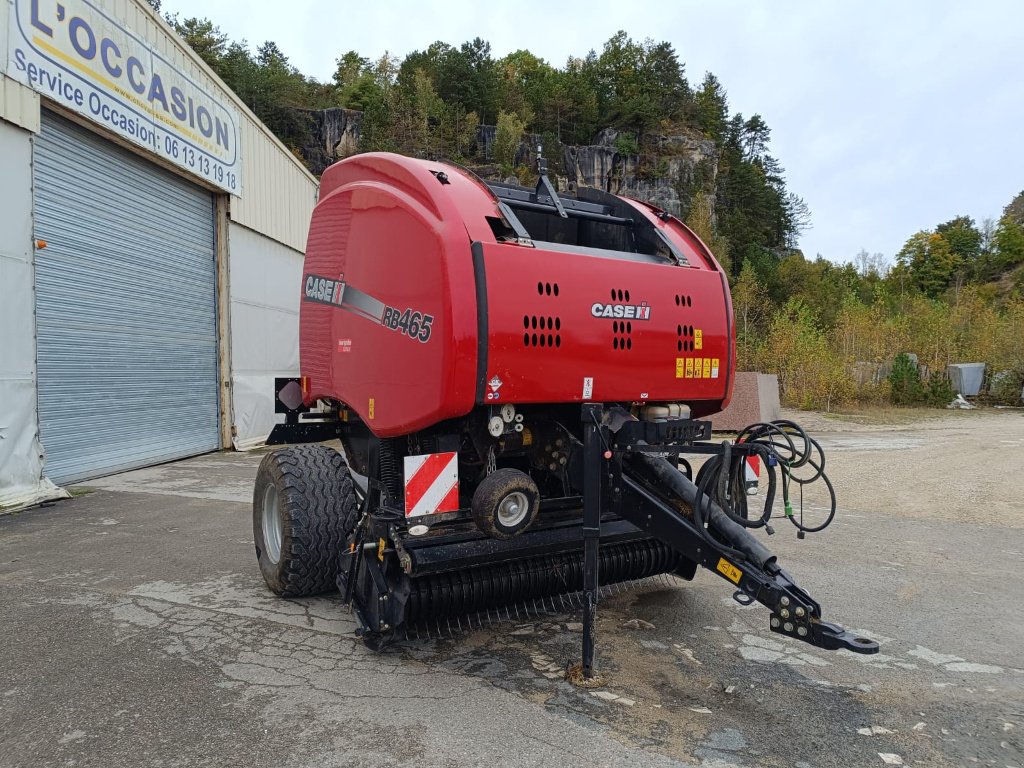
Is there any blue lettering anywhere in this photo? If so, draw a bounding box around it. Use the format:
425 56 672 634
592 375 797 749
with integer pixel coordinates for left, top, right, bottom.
14 48 27 72
126 56 145 94
196 105 212 137
100 38 121 78
169 86 187 121
30 0 54 38
215 117 229 150
68 17 96 60
147 73 168 111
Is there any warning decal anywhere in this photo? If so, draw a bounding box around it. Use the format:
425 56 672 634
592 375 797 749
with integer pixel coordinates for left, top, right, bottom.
716 557 743 584
404 452 459 518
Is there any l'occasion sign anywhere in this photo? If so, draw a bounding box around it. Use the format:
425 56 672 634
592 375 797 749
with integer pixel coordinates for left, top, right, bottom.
8 0 243 195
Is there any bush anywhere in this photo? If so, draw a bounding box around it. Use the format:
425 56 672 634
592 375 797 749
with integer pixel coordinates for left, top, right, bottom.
613 132 638 155
989 369 1024 405
924 372 955 406
888 353 924 405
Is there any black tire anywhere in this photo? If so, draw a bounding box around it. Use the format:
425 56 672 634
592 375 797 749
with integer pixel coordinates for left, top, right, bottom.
471 468 540 539
253 444 358 597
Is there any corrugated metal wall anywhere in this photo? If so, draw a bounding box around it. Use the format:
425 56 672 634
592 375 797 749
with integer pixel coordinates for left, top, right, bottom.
33 112 220 484
231 120 318 253
89 0 318 253
0 77 40 134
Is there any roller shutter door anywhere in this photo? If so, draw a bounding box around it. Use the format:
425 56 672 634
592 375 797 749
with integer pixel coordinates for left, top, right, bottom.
33 112 220 485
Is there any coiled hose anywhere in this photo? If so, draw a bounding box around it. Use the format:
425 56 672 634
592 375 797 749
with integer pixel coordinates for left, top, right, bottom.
693 420 837 535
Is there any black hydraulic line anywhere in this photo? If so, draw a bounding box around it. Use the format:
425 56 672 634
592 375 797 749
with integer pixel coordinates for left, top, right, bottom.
632 452 777 570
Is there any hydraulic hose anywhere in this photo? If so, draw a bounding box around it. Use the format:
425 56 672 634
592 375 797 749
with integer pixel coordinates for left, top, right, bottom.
631 452 778 571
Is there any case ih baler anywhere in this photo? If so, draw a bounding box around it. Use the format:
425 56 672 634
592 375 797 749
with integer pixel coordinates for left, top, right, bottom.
254 151 878 673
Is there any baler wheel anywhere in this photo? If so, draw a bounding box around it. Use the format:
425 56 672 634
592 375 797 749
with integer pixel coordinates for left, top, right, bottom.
253 445 357 597
471 468 540 539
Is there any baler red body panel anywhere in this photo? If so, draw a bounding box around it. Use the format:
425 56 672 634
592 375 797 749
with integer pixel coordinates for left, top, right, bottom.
300 153 735 436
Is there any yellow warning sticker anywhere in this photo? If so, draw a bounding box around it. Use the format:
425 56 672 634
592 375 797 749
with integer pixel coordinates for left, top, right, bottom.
694 329 703 350
369 398 375 419
377 538 386 561
703 358 712 379
716 557 742 584
685 358 695 378
712 358 720 379
676 358 685 378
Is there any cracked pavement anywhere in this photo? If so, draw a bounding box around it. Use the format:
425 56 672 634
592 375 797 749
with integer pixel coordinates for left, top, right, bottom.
1 410 1022 767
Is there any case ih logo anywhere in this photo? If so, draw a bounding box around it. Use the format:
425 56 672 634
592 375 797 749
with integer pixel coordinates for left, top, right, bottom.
591 301 651 320
304 274 344 306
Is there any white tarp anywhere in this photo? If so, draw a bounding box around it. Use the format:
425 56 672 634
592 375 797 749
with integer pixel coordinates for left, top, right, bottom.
228 222 302 449
0 119 68 511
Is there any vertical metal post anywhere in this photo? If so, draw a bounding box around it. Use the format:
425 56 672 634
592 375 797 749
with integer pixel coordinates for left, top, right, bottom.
581 403 603 679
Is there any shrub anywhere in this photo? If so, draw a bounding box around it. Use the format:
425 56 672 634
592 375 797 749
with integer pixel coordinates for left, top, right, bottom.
989 369 1024 405
924 372 955 406
889 353 924 405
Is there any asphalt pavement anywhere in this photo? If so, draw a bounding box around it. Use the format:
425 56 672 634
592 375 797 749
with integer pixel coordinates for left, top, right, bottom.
1 418 1021 768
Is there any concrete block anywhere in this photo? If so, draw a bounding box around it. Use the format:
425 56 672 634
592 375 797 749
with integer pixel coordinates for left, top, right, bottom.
708 372 780 432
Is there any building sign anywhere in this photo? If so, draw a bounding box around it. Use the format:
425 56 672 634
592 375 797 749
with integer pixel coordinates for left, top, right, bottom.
8 0 242 195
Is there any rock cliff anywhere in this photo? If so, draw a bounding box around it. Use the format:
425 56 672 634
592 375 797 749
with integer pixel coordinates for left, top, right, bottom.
295 110 717 218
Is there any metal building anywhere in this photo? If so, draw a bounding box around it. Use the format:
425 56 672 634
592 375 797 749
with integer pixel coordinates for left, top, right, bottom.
0 0 318 507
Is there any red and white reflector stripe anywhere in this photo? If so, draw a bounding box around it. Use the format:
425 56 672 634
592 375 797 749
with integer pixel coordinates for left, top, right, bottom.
403 452 459 518
744 455 760 492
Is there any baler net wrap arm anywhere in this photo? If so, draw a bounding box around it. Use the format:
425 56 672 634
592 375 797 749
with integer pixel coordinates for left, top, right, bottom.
616 448 879 655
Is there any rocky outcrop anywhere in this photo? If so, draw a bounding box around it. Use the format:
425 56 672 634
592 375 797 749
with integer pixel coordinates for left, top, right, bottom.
563 128 717 218
293 110 718 220
296 108 361 177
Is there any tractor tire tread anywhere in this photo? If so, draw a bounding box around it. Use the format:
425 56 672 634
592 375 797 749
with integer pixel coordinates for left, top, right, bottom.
253 444 357 597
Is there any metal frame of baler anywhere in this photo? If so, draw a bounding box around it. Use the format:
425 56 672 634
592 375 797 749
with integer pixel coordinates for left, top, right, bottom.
297 402 876 676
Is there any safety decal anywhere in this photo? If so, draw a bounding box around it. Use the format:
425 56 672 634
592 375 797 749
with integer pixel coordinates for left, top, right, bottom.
694 328 703 350
716 557 742 584
404 452 460 518
582 377 594 399
675 359 685 378
685 358 695 378
703 358 712 379
486 375 503 401
712 358 720 379
303 273 433 343
368 398 375 420
337 338 352 353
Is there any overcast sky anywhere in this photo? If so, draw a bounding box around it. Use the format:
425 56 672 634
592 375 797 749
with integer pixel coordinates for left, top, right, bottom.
163 0 1024 266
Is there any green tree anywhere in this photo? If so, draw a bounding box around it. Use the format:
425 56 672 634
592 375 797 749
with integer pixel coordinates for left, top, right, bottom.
685 190 730 276
694 73 728 143
730 260 768 368
896 231 958 298
168 17 228 71
494 110 526 174
592 32 688 134
993 213 1024 272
